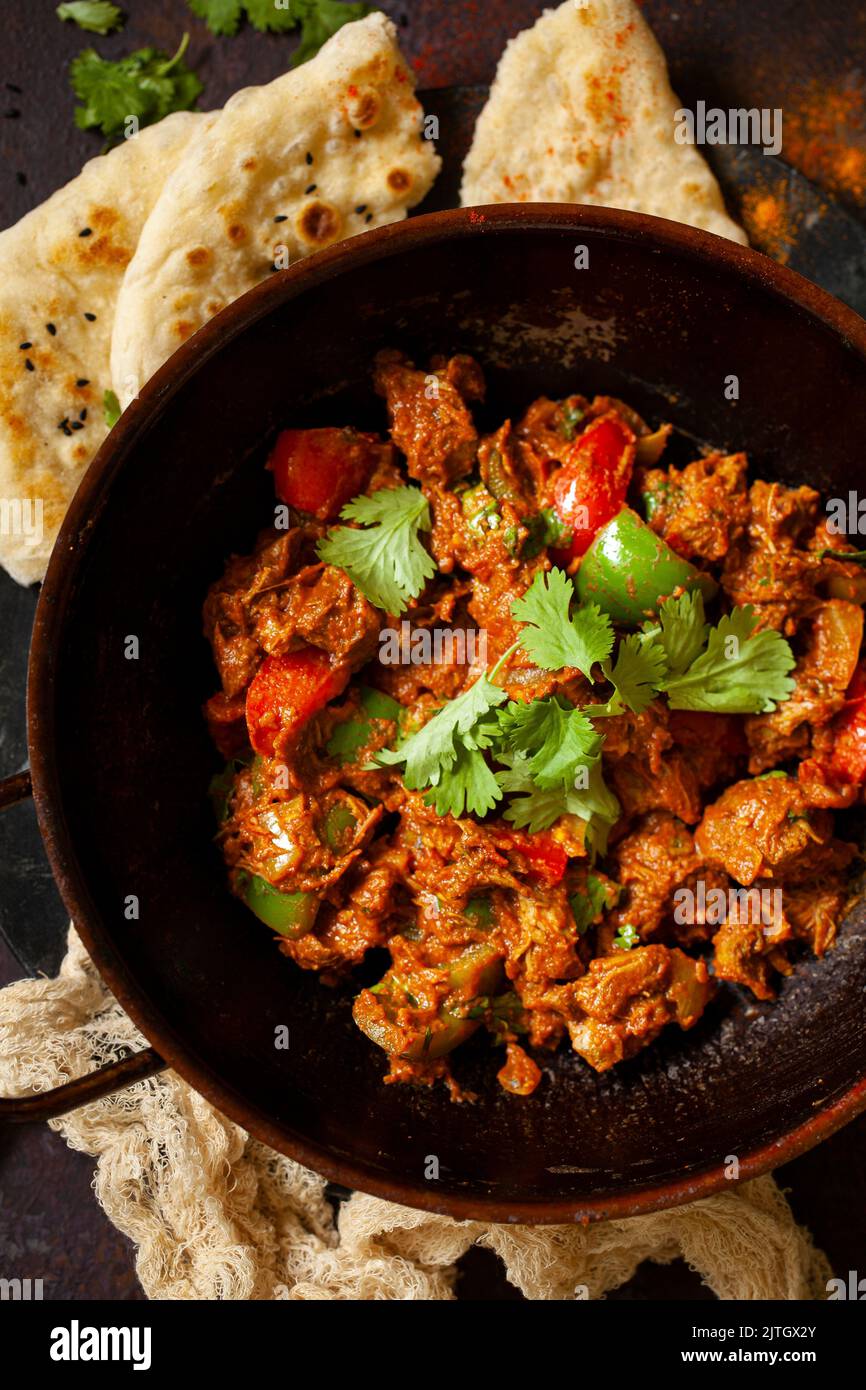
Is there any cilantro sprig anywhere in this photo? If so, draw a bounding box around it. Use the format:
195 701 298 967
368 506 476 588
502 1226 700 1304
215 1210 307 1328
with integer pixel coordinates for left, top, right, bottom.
496 697 599 790
602 632 668 715
657 599 795 713
511 568 613 681
57 1 124 34
368 560 793 853
495 750 620 853
70 34 202 139
512 572 794 718
317 485 436 614
378 668 509 819
188 0 375 64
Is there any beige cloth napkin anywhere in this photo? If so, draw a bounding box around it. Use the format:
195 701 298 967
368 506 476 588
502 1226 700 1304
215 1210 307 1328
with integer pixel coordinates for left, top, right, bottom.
0 927 831 1300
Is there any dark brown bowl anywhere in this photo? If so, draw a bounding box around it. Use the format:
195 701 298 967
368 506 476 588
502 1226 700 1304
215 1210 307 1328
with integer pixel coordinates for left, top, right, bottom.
26 206 866 1222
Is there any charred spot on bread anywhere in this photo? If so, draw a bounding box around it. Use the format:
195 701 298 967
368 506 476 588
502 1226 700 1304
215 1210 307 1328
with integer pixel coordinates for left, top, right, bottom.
346 85 382 130
297 201 342 246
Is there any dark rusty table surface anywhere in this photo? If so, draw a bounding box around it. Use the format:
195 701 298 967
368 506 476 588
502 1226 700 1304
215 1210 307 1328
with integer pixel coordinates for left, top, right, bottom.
1 0 865 1300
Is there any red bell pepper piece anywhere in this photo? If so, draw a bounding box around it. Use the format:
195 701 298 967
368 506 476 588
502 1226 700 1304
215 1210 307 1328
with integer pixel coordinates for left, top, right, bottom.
267 427 379 521
246 648 348 756
550 413 636 563
502 829 568 887
816 663 866 784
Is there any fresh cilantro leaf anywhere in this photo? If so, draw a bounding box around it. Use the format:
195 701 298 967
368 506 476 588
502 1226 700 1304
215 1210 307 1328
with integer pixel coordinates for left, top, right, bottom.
317 485 436 614
423 742 502 819
188 0 245 35
602 632 669 715
287 1 377 65
511 568 613 681
103 388 121 427
57 1 124 34
563 759 621 856
378 673 507 817
661 605 795 713
495 754 575 833
613 923 639 951
70 34 203 140
496 697 599 789
496 750 620 852
650 589 710 677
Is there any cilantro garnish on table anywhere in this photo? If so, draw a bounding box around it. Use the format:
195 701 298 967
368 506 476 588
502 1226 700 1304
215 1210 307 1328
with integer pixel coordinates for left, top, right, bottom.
70 34 203 140
188 0 375 61
317 485 436 614
57 1 124 34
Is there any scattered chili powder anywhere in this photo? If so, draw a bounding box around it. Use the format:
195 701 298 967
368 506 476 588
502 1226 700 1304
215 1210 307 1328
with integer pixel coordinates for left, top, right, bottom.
739 180 810 264
784 78 866 204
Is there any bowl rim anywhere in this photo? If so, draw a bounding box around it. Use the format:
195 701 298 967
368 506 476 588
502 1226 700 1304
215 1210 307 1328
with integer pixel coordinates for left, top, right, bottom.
28 203 866 1224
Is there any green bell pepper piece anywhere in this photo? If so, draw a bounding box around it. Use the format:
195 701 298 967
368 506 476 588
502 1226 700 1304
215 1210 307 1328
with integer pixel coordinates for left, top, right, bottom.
463 895 494 930
354 943 504 1061
576 506 717 624
325 686 403 766
237 870 319 939
322 801 358 854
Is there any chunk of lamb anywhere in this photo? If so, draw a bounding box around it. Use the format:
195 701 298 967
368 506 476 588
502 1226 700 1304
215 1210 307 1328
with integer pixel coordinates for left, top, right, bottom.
641 452 750 563
785 876 853 958
721 480 824 633
203 528 303 698
602 810 729 949
603 704 712 825
745 599 863 773
712 919 792 1001
694 775 855 885
373 349 481 486
281 844 411 975
252 562 382 666
565 946 713 1072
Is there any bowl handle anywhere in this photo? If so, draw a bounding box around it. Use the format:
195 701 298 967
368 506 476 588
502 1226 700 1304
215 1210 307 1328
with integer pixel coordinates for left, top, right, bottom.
0 769 168 1122
0 1047 167 1123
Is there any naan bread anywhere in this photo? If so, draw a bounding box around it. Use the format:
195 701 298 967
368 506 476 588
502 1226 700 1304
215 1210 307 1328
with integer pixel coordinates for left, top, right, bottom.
111 13 440 409
0 112 204 584
460 0 746 244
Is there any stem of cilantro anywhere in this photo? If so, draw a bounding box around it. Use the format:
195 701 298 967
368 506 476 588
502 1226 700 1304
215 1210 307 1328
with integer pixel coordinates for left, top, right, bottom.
158 33 190 76
488 639 521 685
